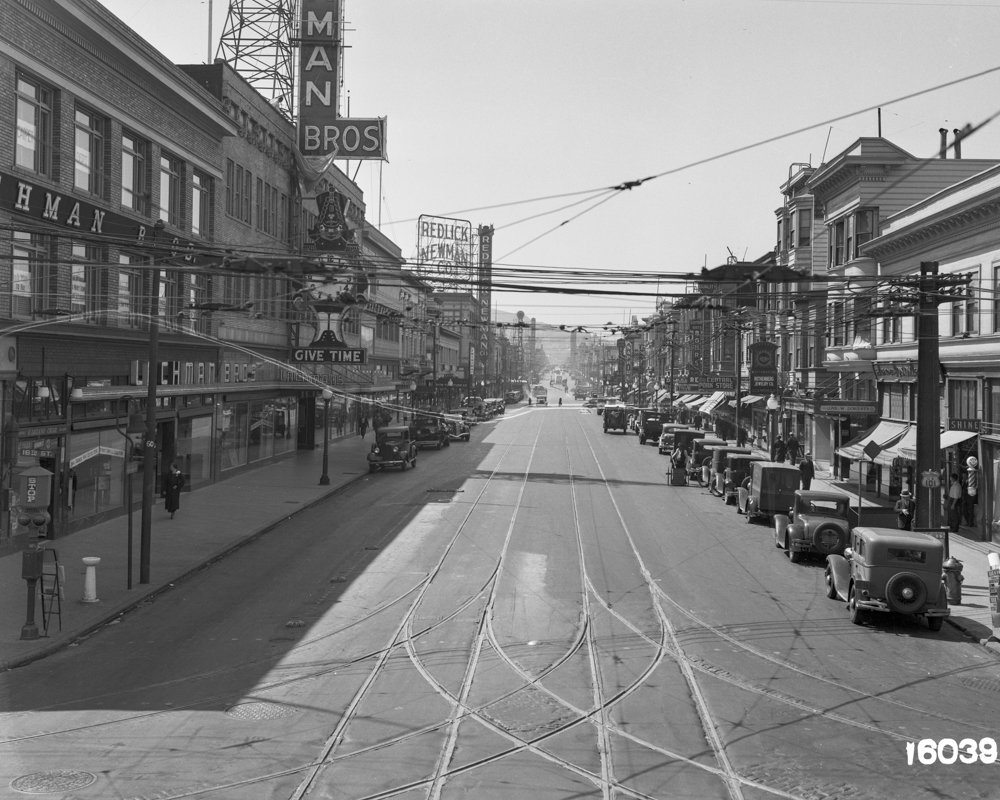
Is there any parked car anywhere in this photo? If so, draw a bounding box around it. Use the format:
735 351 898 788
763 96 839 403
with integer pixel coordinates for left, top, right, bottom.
688 437 729 485
443 414 471 442
773 490 852 563
721 453 766 504
657 424 693 455
367 425 417 472
603 404 628 433
412 414 450 449
824 527 951 631
637 410 671 445
704 445 753 496
737 461 801 524
583 397 598 408
596 396 619 416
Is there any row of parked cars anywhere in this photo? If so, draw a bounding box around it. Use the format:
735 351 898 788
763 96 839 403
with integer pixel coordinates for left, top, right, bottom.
365 412 472 472
652 423 953 633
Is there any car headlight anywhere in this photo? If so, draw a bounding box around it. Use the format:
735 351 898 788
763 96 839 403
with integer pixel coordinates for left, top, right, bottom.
373 447 380 454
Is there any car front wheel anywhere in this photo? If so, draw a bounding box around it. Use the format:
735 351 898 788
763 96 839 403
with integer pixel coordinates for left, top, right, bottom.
824 563 838 599
786 534 804 563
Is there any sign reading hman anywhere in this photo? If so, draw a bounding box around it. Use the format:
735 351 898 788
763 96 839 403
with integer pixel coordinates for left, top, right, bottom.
298 0 387 160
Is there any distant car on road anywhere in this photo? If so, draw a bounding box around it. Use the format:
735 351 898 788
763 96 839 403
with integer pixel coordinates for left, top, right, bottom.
603 404 628 433
773 490 852 563
443 415 471 442
737 461 800 524
412 414 450 450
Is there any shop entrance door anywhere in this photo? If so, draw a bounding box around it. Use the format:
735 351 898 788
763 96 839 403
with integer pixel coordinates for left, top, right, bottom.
297 398 315 450
156 420 176 495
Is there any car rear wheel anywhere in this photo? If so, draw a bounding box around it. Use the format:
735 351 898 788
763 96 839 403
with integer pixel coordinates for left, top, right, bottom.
848 585 866 625
927 616 944 632
824 563 838 599
885 572 927 614
786 534 804 562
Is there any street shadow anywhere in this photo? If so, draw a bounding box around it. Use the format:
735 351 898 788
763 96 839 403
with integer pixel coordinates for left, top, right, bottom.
470 469 666 489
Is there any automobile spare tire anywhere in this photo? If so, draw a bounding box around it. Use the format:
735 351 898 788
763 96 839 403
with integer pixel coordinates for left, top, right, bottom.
885 572 927 614
812 523 846 556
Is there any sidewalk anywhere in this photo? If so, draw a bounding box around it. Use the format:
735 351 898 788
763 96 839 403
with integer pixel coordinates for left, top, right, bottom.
803 456 1000 651
0 433 374 671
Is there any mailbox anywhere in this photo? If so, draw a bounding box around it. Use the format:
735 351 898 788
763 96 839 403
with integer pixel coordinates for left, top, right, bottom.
19 466 53 510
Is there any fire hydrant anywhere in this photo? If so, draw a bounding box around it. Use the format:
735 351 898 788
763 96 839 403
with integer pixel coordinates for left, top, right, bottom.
943 556 964 605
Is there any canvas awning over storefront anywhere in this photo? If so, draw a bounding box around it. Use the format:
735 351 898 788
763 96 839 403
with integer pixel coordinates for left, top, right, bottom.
687 396 711 409
836 420 909 461
678 394 702 406
873 425 915 467
897 429 977 461
740 394 764 405
699 391 727 414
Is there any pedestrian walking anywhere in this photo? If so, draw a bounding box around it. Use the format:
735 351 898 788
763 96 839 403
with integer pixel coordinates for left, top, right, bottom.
786 434 800 464
737 427 747 448
894 489 914 531
799 452 815 490
163 463 184 520
359 415 369 438
772 436 786 463
947 472 963 532
965 456 980 526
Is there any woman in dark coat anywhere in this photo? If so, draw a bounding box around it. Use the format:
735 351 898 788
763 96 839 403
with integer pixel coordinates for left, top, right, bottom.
163 463 185 519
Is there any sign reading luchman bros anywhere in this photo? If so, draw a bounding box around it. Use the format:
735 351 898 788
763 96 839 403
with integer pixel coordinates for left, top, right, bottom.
298 0 387 160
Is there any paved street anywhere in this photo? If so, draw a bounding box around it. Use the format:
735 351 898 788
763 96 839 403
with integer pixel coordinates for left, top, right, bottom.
3 394 1000 799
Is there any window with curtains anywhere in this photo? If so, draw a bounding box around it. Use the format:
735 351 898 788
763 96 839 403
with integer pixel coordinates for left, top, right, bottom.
949 379 978 421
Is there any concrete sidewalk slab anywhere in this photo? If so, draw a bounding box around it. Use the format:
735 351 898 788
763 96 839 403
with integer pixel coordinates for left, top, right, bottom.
0 434 374 671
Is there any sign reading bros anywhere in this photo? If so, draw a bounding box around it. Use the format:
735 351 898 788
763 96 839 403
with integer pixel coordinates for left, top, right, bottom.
298 0 387 159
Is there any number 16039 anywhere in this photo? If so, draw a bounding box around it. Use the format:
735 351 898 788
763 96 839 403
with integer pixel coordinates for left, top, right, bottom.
906 738 997 765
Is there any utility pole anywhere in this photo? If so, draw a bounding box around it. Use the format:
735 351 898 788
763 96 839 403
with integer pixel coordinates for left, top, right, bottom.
915 261 942 531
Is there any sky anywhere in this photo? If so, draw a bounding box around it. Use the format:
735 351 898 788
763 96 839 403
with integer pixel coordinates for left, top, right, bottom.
96 0 1000 354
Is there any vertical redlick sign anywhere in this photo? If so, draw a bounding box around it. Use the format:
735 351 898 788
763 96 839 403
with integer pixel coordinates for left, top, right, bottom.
299 0 341 152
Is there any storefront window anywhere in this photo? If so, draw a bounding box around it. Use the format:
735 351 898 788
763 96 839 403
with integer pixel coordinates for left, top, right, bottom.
68 429 125 520
178 416 213 488
274 398 297 454
248 400 274 462
220 401 248 469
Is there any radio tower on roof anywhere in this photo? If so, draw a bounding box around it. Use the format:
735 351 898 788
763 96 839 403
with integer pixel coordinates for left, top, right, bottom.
216 0 299 121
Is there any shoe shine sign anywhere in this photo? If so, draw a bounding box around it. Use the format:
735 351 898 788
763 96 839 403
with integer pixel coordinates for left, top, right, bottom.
299 0 387 160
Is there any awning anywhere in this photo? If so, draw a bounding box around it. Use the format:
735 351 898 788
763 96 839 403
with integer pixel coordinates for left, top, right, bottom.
700 391 727 414
687 396 711 409
873 425 915 467
897 429 977 461
676 394 699 405
836 420 909 461
740 394 764 405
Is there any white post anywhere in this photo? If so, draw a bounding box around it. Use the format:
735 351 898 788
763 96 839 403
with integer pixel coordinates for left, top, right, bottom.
82 557 101 603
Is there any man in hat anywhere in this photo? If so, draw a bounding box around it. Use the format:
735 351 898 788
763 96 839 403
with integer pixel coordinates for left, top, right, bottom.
799 452 815 490
894 489 914 531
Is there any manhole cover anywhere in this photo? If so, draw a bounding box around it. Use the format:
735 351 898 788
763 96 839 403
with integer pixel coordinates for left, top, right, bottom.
11 771 96 794
225 701 297 720
961 676 1000 693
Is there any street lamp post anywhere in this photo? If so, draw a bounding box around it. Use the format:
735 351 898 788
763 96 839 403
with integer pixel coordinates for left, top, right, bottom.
140 218 164 585
115 395 145 589
319 388 333 486
447 377 454 410
767 393 780 458
409 380 417 423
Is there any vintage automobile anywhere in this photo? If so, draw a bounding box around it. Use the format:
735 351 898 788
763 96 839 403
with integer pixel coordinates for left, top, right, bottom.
688 437 729 484
367 425 418 472
657 424 693 455
443 414 471 442
704 446 753 496
583 396 598 408
824 527 951 631
637 409 671 445
737 461 801 524
773 490 852 562
721 453 766 504
412 414 450 449
596 396 619 416
603 404 628 433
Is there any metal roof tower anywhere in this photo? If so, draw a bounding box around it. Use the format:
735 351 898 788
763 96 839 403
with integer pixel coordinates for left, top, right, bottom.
216 0 298 120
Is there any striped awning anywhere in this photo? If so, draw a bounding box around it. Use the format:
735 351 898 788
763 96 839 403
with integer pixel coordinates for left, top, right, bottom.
897 428 977 461
836 420 909 461
699 391 727 414
740 394 764 405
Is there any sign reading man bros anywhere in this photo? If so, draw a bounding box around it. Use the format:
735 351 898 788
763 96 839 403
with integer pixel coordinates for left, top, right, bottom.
299 0 387 160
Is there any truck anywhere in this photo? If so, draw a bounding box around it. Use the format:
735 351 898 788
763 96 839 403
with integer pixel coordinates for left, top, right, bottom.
534 386 548 406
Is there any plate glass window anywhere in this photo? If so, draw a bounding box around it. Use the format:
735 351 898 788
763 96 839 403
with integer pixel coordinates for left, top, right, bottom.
159 154 181 226
71 242 103 322
121 132 146 213
74 107 105 196
117 253 143 329
15 73 52 176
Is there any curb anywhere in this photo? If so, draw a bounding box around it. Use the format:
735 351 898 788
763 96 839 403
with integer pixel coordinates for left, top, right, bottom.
0 472 367 672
